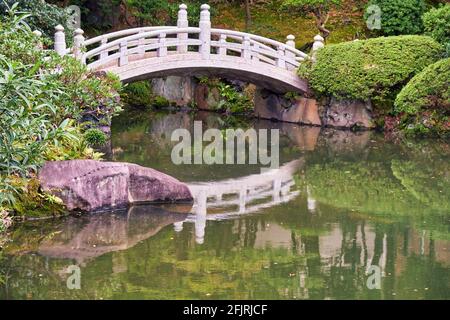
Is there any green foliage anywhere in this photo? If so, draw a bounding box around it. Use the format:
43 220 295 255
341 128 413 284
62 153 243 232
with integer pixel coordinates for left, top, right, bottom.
423 5 450 53
84 128 107 146
202 78 253 114
216 82 253 114
124 0 171 26
0 0 73 41
394 58 449 137
153 95 171 108
301 35 444 101
122 80 152 107
365 0 426 36
0 6 121 215
4 176 65 218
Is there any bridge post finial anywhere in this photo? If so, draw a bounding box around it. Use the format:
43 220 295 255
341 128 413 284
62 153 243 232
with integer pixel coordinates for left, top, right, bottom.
73 28 85 62
199 4 211 59
311 34 325 61
285 35 296 70
177 4 189 53
54 25 66 56
33 30 43 50
286 34 295 48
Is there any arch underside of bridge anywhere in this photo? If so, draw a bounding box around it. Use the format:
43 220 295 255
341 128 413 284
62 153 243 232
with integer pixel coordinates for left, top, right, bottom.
98 53 310 94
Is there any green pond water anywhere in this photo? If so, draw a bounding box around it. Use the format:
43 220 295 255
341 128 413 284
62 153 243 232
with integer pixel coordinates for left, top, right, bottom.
0 109 449 300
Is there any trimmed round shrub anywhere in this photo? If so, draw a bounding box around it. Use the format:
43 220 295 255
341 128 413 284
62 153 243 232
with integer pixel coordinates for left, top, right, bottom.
365 0 426 35
423 5 450 50
394 58 449 136
84 128 107 146
395 58 450 114
302 35 444 101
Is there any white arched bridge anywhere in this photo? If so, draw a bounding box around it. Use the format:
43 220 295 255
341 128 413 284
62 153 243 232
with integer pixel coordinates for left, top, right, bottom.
54 4 325 93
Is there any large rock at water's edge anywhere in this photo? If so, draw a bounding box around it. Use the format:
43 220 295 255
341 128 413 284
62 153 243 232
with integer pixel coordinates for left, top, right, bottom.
39 160 193 212
254 89 321 126
323 98 375 129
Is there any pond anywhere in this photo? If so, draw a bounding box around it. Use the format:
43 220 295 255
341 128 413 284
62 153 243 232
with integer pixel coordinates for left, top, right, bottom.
0 109 449 299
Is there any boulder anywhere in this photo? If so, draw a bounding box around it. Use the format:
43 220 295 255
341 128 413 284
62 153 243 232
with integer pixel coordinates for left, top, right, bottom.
151 76 195 106
254 89 321 126
323 98 374 129
194 83 221 110
254 88 288 120
39 160 193 212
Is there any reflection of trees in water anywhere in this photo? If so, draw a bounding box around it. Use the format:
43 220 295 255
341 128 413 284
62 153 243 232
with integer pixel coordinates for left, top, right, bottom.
0 198 449 299
1 114 449 299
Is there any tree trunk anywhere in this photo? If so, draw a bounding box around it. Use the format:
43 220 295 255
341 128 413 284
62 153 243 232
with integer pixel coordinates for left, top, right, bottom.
314 10 330 39
244 0 252 31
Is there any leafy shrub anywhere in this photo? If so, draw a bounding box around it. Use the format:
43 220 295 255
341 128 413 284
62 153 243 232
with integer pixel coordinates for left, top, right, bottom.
216 82 253 114
301 35 444 101
200 78 253 114
0 0 73 41
84 128 107 146
122 81 153 107
0 6 121 212
394 58 449 137
365 0 426 35
423 5 450 53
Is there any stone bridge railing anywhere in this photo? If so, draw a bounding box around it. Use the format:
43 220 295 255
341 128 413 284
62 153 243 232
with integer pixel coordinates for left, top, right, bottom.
53 4 325 74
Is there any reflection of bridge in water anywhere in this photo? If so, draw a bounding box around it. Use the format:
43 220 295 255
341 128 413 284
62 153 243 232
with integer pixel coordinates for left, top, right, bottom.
174 159 304 244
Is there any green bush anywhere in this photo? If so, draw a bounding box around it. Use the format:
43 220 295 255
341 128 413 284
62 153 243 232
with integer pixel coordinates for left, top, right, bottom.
423 5 450 52
394 58 449 137
0 6 122 211
84 128 107 147
365 0 426 35
301 35 444 101
0 0 73 41
122 81 153 107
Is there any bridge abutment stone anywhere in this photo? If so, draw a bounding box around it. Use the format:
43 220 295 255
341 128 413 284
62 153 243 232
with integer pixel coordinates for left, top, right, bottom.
151 76 196 107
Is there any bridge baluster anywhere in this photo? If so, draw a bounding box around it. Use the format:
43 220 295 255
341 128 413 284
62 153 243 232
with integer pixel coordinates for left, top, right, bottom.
285 34 295 70
277 44 286 69
177 4 188 53
54 25 66 57
73 28 85 62
251 42 260 62
218 34 227 56
137 30 146 55
157 33 167 57
311 34 325 61
119 40 128 66
242 36 251 61
100 37 108 60
199 4 211 59
32 30 43 50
